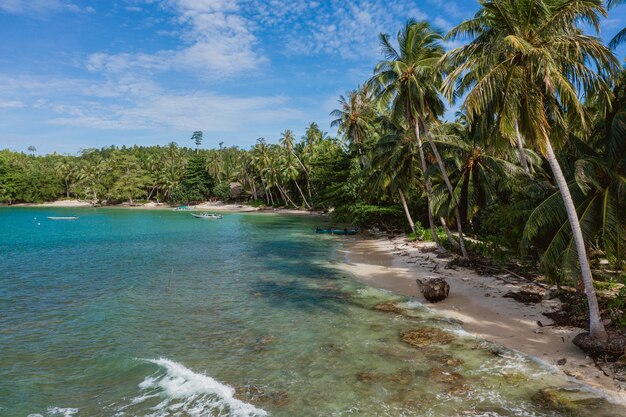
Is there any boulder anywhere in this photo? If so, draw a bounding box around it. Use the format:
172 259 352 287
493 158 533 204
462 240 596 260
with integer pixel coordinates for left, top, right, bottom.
416 278 450 303
572 331 626 360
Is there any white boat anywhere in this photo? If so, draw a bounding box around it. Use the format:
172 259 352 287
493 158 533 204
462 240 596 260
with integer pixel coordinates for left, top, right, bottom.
191 213 223 219
47 216 79 220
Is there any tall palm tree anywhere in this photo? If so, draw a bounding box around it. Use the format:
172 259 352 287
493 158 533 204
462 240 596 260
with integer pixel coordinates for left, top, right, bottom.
280 129 313 206
369 19 469 258
330 86 374 167
370 117 424 238
443 0 620 341
608 0 626 48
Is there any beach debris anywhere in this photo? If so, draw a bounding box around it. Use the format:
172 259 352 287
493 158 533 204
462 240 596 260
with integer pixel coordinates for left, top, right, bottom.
416 278 450 303
503 290 543 304
572 331 626 360
373 301 404 314
400 327 455 348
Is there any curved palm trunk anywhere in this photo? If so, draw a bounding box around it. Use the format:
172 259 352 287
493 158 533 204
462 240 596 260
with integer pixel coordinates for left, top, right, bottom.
440 217 460 248
292 151 313 203
544 139 607 342
423 122 469 259
294 180 312 209
398 188 416 234
414 124 444 251
515 121 531 176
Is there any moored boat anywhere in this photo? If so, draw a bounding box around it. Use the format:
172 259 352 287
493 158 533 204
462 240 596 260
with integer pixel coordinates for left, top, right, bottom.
191 213 223 219
316 227 358 235
47 216 79 220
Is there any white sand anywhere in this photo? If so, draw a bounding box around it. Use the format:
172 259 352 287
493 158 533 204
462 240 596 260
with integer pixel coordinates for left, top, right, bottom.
338 235 626 400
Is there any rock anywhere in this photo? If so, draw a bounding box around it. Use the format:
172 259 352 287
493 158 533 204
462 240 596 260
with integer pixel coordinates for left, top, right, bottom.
373 302 404 314
572 331 626 360
357 371 379 382
428 367 464 384
557 358 567 366
416 278 450 303
400 327 455 348
532 387 608 411
235 384 290 407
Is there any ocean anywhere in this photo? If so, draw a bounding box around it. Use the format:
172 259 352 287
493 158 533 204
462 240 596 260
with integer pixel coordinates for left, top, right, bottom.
1 208 624 417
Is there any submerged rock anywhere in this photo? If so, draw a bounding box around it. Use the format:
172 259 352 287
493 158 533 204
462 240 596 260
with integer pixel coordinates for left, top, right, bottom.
373 301 404 314
357 371 379 382
572 331 626 360
401 327 455 348
532 387 608 412
416 278 450 303
235 384 290 407
428 367 465 384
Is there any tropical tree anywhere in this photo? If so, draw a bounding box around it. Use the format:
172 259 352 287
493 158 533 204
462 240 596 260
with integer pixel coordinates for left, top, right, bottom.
443 0 620 341
330 86 374 167
369 19 469 257
608 0 626 48
370 117 422 236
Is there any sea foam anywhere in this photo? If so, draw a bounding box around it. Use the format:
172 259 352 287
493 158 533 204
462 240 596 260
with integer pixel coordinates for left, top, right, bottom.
120 358 267 417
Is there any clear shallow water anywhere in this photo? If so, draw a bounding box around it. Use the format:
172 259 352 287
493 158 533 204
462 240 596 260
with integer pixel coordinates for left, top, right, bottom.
1 208 624 417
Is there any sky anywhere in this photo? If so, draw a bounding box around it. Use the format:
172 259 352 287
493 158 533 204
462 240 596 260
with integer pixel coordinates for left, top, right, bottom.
0 0 624 154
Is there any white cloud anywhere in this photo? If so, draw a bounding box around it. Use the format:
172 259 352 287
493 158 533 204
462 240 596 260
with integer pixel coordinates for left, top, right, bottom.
0 0 94 16
0 99 26 109
86 0 264 80
0 73 305 135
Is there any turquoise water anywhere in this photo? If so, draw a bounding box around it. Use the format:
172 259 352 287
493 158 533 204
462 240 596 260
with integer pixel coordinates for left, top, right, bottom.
1 208 625 417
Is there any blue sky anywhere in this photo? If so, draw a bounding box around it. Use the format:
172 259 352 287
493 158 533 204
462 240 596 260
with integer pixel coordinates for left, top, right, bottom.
0 0 624 154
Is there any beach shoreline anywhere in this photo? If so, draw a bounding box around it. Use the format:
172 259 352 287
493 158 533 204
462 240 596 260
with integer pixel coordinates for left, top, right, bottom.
4 200 325 216
337 235 626 402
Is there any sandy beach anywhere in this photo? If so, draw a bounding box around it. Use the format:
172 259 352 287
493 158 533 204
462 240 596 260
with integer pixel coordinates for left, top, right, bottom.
338 235 626 402
9 200 324 215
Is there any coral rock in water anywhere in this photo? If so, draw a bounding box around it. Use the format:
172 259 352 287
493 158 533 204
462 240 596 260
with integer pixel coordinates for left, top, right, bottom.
400 327 455 348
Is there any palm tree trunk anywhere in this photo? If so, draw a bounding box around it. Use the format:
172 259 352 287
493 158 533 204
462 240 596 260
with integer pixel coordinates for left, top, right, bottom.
294 180 312 209
544 138 607 342
423 122 469 259
279 185 297 208
292 152 313 203
440 217 460 248
65 179 70 198
414 124 444 251
398 188 416 234
515 121 531 176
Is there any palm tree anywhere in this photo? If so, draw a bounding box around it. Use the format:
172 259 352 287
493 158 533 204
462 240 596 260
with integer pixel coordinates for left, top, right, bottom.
369 19 469 258
608 0 626 48
522 69 626 279
280 129 313 207
369 117 423 237
443 0 620 341
330 86 374 167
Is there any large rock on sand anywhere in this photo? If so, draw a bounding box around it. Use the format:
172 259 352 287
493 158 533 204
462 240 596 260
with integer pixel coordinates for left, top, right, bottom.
572 331 626 360
416 278 450 303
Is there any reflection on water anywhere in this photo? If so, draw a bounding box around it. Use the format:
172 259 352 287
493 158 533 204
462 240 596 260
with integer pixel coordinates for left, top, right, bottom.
0 208 624 417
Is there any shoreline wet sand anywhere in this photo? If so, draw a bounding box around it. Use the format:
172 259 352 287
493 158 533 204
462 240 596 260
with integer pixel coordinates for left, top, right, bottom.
337 235 626 403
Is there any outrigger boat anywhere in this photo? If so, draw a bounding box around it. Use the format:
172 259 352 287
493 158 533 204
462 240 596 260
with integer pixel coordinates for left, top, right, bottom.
191 212 223 219
47 216 79 220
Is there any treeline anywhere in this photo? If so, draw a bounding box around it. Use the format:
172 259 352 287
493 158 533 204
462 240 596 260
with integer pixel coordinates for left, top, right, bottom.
1 0 625 340
0 124 351 208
